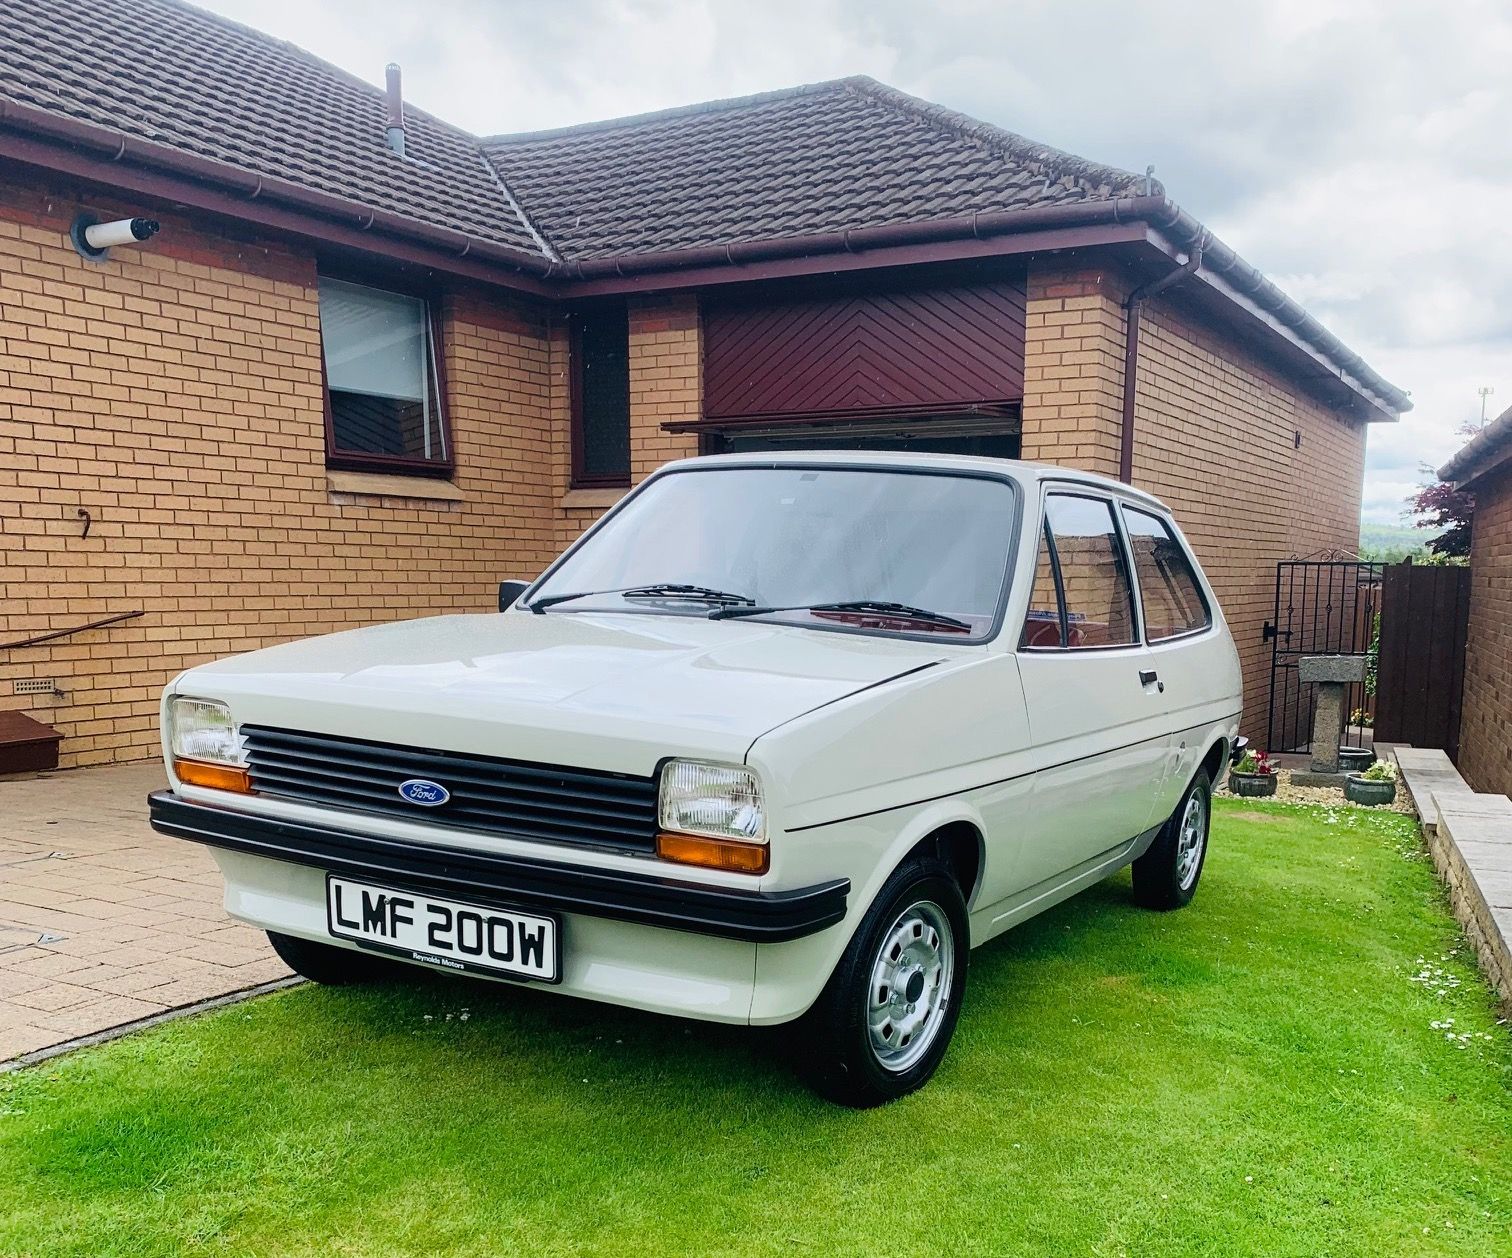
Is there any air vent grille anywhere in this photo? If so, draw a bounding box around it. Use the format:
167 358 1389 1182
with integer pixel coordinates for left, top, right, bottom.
13 679 59 695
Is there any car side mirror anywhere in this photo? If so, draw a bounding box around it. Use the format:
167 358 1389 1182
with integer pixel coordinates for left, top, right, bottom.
498 580 531 611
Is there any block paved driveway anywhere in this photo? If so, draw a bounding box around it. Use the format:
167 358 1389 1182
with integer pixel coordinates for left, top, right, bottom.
1 762 290 1064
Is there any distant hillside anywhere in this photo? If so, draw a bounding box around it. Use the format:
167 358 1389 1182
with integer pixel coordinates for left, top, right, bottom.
1359 521 1441 562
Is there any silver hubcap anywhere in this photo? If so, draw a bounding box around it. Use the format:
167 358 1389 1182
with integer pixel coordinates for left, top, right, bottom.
867 900 953 1072
1175 792 1206 890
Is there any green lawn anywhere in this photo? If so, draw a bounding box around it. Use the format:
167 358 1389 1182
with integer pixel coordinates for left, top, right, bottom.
2 800 1509 1257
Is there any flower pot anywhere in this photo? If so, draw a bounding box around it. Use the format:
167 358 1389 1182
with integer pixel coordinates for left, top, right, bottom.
1345 774 1396 806
1337 746 1375 774
1228 771 1278 798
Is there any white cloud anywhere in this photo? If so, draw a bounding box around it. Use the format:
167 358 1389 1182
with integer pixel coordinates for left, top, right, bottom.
197 0 899 132
195 0 1512 524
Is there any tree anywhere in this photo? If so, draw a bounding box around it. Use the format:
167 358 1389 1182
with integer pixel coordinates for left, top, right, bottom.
1407 416 1481 559
1408 476 1473 557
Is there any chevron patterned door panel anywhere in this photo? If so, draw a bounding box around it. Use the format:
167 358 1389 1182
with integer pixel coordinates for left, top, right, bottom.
702 277 1026 420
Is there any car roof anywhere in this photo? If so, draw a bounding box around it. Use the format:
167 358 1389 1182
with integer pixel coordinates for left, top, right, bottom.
658 450 1172 513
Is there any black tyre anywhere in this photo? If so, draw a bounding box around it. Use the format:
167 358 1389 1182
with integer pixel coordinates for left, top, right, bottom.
1132 772 1211 910
267 930 395 986
796 856 969 1108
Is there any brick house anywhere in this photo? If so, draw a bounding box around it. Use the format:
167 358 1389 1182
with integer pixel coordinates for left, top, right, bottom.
0 0 1408 767
1440 410 1512 797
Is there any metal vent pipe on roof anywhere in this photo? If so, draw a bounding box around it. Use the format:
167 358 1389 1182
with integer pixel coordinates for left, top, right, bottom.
384 63 406 157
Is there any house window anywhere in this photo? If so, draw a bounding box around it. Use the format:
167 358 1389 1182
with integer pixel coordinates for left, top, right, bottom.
1122 506 1211 640
1020 494 1137 649
318 276 450 474
572 304 631 486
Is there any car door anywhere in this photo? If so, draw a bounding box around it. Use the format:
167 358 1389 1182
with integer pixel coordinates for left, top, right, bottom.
1013 489 1170 891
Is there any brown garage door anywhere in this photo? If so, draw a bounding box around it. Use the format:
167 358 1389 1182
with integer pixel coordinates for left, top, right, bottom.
701 276 1026 425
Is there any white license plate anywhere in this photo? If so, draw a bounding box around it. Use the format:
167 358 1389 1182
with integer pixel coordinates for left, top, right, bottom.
326 875 559 983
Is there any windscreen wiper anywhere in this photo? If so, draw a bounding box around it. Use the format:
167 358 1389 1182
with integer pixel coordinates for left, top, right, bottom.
709 599 972 633
530 583 754 613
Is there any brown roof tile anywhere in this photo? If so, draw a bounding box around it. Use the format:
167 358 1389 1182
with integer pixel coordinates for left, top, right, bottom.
0 2 1148 265
482 78 1151 261
0 0 542 254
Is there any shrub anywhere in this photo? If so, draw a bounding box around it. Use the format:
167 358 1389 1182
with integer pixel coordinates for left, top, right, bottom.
1360 760 1397 782
1234 749 1276 776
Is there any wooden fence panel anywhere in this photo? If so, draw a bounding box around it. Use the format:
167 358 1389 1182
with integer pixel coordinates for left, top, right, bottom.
1374 563 1472 758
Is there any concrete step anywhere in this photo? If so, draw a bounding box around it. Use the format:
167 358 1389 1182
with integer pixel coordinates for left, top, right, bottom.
1389 746 1512 1017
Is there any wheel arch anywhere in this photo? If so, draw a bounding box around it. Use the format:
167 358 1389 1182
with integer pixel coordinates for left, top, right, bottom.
1199 736 1229 786
903 819 985 910
751 800 988 1027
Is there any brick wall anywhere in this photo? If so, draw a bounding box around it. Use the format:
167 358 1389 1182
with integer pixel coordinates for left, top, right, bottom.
1018 264 1127 471
0 179 561 767
1020 260 1368 740
628 294 701 479
1457 464 1512 796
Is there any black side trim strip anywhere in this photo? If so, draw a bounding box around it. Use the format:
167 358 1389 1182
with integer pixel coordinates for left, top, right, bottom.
149 792 847 943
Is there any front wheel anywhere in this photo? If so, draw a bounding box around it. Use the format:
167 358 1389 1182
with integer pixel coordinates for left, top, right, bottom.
1132 772 1211 910
796 856 969 1108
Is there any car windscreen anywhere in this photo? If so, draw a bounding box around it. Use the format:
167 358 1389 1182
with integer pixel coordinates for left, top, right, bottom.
527 465 1017 639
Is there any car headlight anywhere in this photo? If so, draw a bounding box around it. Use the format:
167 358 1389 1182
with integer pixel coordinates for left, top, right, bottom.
658 760 766 843
168 697 245 768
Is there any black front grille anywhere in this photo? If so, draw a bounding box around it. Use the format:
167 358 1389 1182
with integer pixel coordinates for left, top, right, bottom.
240 725 658 853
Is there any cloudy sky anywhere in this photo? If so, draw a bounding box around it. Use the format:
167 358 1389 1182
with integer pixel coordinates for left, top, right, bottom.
202 0 1512 526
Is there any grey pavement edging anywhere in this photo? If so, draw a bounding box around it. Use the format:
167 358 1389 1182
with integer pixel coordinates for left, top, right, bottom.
0 976 305 1074
1393 746 1512 1018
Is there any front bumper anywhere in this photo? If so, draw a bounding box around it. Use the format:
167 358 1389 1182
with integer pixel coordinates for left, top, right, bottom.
148 791 848 943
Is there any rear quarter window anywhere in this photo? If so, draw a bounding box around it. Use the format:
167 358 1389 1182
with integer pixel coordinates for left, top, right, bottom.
1122 506 1211 640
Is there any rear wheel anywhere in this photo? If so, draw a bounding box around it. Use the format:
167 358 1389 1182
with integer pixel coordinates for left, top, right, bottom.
796 856 968 1108
267 931 395 985
1132 773 1211 910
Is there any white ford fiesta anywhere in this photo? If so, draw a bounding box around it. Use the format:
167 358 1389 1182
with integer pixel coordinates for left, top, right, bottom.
151 452 1242 1106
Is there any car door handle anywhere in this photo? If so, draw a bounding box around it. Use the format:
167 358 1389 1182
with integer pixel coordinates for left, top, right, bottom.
1139 669 1165 693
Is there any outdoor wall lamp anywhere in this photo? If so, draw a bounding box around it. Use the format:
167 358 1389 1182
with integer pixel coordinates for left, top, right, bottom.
70 212 160 261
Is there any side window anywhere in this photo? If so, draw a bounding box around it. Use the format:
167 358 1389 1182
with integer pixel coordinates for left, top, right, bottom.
1020 494 1137 649
572 303 631 487
1123 506 1211 640
318 276 449 473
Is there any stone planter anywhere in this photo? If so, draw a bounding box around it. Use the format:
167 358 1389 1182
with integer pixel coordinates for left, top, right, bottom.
1337 746 1375 774
1346 774 1397 806
1229 771 1278 798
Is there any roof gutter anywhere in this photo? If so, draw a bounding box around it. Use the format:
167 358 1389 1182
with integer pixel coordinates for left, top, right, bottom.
0 95 555 282
554 198 1407 417
1148 204 1407 415
1120 232 1206 482
549 197 1406 416
551 195 1175 280
1439 407 1512 490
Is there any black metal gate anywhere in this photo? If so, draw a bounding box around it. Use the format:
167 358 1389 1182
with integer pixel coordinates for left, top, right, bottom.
1265 559 1383 753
